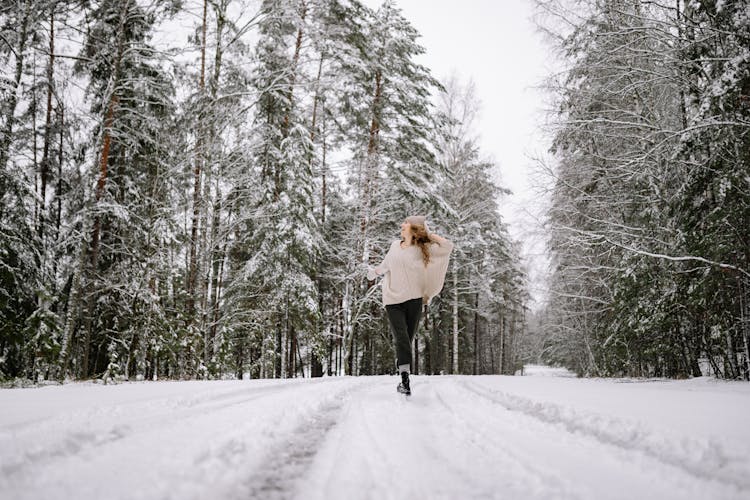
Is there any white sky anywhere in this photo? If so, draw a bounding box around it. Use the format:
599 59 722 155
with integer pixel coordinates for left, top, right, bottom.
362 0 553 305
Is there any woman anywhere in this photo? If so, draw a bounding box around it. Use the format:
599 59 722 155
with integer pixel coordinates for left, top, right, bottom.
367 215 454 395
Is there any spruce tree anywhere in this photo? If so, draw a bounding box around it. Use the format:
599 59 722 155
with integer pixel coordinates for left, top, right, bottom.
63 0 178 379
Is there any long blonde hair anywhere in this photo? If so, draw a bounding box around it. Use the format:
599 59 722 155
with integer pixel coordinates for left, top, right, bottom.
405 223 431 266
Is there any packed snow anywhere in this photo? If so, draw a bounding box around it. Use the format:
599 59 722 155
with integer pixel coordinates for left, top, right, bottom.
2 368 749 500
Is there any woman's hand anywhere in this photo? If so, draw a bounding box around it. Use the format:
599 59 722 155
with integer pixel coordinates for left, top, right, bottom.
367 267 378 281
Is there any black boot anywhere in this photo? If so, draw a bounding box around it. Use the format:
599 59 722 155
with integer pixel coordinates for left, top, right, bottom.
397 371 411 396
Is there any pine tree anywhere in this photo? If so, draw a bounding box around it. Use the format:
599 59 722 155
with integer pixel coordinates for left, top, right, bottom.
224 0 321 379
673 1 750 379
61 0 178 379
0 0 72 381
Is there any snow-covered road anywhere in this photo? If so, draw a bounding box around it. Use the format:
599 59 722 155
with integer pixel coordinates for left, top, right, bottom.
2 370 749 500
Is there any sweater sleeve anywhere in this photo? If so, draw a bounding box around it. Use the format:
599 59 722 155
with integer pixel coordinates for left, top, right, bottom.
423 238 454 301
374 240 398 276
429 238 455 257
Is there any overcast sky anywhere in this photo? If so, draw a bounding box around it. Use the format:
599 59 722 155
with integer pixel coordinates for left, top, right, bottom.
361 0 553 303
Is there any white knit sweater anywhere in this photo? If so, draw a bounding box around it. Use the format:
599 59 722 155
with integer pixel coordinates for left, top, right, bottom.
374 238 455 306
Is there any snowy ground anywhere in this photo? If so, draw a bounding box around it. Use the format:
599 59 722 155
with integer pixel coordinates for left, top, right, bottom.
2 368 749 500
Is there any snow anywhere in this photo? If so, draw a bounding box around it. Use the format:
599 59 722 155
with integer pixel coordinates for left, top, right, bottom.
520 363 577 377
2 371 749 500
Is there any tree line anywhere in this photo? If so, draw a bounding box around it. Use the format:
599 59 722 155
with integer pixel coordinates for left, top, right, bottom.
536 0 749 379
0 0 527 383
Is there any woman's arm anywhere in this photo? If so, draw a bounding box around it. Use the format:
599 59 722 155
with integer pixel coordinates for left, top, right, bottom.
429 233 449 245
429 233 454 256
367 241 396 280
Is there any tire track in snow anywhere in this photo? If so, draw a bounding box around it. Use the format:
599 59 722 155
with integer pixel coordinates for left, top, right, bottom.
298 376 474 500
457 379 750 494
2 378 367 500
302 377 577 500
298 377 413 500
237 383 362 500
426 378 580 499
351 380 403 475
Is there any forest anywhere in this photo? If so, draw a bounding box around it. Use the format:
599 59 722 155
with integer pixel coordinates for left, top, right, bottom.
2 0 748 384
0 0 528 382
535 0 749 379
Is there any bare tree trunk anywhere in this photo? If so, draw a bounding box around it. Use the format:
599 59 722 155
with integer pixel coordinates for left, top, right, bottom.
452 261 459 374
188 0 209 319
209 234 228 358
59 239 87 379
498 312 505 374
310 54 324 144
348 329 356 375
310 52 326 225
281 300 288 378
337 297 344 376
327 328 333 376
55 103 64 238
282 0 307 134
489 320 496 374
360 70 382 262
339 323 343 376
199 170 211 346
473 292 478 375
355 68 384 294
209 0 227 98
82 105 113 377
743 310 750 380
344 69 383 378
289 326 296 377
508 308 517 375
206 195 226 363
200 0 229 367
725 328 739 379
308 52 325 378
125 313 139 380
740 278 750 380
321 122 327 221
38 9 55 239
675 0 689 132
31 53 39 235
0 0 31 210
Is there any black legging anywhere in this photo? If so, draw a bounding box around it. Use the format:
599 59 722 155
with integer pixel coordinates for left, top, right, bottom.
386 297 423 370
